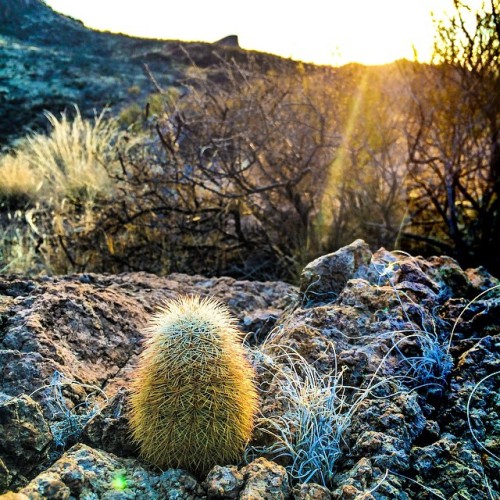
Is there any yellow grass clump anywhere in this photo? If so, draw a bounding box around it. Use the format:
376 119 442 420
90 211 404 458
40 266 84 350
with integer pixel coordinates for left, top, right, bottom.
129 295 258 475
0 106 124 205
26 107 119 201
0 153 42 207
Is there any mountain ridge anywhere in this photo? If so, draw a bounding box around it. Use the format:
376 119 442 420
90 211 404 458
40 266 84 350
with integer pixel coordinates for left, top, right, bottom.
0 0 300 148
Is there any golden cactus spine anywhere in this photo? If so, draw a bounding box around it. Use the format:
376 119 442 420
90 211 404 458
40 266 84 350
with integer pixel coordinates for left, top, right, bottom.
129 295 258 475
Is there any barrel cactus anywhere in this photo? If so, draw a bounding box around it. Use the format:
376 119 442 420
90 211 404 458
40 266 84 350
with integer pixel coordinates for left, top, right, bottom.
129 295 258 474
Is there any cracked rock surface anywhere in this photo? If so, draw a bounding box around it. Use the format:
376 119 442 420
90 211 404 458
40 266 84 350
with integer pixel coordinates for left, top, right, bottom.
0 241 499 499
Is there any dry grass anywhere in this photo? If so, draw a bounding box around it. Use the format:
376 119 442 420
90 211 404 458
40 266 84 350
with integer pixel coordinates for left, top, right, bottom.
0 210 41 274
0 106 131 274
0 153 42 208
0 107 125 205
27 107 122 201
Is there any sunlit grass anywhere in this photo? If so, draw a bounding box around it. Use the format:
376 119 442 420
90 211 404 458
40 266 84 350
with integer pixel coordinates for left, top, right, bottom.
28 107 122 201
0 106 133 275
248 345 348 487
0 106 125 205
0 153 42 208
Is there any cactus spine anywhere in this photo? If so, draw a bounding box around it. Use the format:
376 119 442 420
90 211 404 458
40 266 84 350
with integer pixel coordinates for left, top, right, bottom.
129 295 258 474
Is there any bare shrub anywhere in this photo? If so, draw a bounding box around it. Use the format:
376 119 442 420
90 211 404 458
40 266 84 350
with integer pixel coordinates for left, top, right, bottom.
47 60 342 279
402 0 500 274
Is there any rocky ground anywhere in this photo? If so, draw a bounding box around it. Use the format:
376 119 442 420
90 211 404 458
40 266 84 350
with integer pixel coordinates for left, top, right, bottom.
0 240 499 499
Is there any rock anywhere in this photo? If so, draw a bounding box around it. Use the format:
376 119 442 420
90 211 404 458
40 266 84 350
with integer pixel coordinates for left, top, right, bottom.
254 246 498 497
12 444 205 499
242 308 282 345
214 35 240 48
300 239 372 304
465 266 500 294
0 278 148 405
240 458 290 499
0 493 30 500
203 465 244 499
292 482 331 499
0 394 52 486
331 484 371 499
80 388 137 458
0 459 10 492
158 469 206 499
411 434 489 499
352 431 409 470
393 257 440 292
20 472 71 499
337 278 401 316
349 392 426 446
330 458 373 497
0 272 295 412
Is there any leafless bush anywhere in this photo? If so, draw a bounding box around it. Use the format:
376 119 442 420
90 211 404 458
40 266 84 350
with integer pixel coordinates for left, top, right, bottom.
402 0 500 275
44 60 341 279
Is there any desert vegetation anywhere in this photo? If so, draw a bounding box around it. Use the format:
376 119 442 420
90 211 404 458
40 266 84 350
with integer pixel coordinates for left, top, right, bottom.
0 0 498 281
1 2 498 498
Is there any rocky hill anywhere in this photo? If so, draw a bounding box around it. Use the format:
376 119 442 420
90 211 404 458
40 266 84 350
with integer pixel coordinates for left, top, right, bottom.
0 0 298 149
0 240 498 499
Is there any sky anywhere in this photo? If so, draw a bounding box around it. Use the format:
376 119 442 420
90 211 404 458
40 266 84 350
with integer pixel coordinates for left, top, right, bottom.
43 0 479 66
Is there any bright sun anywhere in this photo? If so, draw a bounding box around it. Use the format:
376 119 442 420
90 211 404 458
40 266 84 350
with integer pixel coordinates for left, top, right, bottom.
43 0 484 66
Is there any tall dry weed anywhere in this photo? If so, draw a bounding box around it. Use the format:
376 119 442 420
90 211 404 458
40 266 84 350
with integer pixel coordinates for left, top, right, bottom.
0 106 126 205
25 107 122 202
0 153 42 208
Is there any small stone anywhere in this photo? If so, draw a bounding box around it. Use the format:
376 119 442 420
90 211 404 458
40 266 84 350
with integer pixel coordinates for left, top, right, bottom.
427 256 472 298
465 266 500 293
23 472 70 499
353 431 409 470
80 388 137 457
293 482 332 499
0 393 52 479
0 493 30 499
240 458 290 500
242 309 281 345
157 469 205 499
203 465 243 499
331 484 365 500
333 457 373 493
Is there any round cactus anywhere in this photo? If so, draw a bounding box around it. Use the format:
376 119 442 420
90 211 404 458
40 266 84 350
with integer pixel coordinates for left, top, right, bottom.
129 295 258 474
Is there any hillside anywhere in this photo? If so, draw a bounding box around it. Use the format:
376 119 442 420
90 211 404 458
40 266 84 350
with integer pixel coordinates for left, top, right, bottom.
0 0 299 149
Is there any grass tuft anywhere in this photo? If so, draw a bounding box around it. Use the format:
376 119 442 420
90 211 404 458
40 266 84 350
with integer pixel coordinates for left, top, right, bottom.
0 153 42 209
249 346 347 487
249 338 409 488
373 253 454 388
25 107 122 202
30 371 108 456
0 106 125 205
